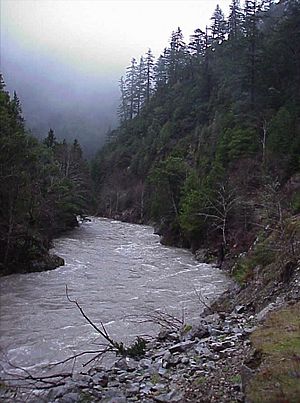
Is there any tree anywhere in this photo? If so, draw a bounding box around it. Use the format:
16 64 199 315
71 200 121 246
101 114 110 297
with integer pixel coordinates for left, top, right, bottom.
188 28 206 58
125 58 138 119
145 48 155 104
210 4 227 45
228 0 244 39
118 76 128 122
43 128 57 148
165 27 187 84
155 49 168 89
243 0 261 108
136 56 146 116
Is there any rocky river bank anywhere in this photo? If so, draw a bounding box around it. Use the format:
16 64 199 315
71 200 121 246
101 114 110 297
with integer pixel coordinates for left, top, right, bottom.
2 273 299 403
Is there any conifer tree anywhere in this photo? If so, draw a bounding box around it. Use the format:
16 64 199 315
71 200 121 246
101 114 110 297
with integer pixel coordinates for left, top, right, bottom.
210 5 227 45
155 49 168 89
125 58 138 119
188 28 206 58
228 0 244 39
244 0 261 108
118 76 128 122
145 48 155 104
166 27 186 84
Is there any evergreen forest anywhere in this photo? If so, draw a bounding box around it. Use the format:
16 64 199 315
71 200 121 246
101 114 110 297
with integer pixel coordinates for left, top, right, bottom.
92 0 300 271
0 78 92 275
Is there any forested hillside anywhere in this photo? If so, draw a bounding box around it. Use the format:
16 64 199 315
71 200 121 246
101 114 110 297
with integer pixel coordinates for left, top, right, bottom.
92 0 300 268
0 77 92 275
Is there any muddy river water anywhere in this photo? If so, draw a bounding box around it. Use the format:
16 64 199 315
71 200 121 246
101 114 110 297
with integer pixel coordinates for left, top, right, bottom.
0 218 231 374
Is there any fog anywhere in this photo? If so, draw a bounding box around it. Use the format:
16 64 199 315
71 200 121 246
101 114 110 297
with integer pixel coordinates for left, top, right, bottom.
2 37 118 155
1 0 231 156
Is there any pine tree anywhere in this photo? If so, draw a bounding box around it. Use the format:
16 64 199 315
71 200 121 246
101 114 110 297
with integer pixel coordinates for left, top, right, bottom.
125 58 138 119
166 27 187 84
155 49 168 89
118 76 128 123
136 56 146 116
188 28 206 57
10 91 24 129
145 48 155 104
228 0 244 39
210 5 227 45
44 128 57 148
244 0 261 108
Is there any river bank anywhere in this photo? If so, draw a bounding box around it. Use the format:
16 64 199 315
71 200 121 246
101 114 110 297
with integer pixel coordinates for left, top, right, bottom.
1 254 299 402
1 217 299 402
2 285 299 403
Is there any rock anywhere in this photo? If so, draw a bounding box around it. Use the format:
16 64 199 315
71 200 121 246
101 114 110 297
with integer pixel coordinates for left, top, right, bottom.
256 302 277 322
139 358 153 369
195 248 211 263
235 305 246 314
195 344 213 358
125 383 140 397
203 313 220 324
102 389 127 403
155 389 184 402
164 354 180 368
29 253 64 273
180 357 189 365
158 329 179 342
115 358 138 372
58 392 80 403
203 361 216 370
93 372 109 387
240 364 255 393
168 340 195 353
187 324 209 340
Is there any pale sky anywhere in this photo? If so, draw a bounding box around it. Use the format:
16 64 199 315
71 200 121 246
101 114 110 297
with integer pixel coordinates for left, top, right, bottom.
1 0 232 79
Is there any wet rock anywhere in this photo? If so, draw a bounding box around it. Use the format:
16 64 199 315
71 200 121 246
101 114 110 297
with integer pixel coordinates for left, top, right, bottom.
29 253 65 273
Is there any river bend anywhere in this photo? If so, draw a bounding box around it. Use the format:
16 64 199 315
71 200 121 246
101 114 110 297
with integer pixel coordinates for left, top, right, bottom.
0 218 231 373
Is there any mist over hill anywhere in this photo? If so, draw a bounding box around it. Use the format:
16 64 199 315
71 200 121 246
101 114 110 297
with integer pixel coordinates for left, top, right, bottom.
2 39 118 156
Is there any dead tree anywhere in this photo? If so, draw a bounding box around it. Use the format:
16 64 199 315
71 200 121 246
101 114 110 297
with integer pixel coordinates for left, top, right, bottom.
197 183 239 247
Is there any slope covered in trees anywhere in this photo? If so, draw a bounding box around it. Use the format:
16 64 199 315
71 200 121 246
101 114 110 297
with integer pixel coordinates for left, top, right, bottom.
92 0 300 266
0 77 92 275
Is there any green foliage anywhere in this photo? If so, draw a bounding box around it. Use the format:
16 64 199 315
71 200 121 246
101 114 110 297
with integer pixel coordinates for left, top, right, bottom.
148 156 187 221
268 107 294 156
92 2 300 251
232 241 276 284
0 80 92 275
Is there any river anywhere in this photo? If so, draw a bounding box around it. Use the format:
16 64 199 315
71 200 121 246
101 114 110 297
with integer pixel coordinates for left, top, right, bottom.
0 217 231 375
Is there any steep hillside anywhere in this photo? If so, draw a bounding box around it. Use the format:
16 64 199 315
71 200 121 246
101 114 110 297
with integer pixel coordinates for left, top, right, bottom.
92 0 300 261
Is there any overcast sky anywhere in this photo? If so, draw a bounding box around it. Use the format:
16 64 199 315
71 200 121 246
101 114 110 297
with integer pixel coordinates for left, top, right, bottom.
2 0 232 79
1 0 232 153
